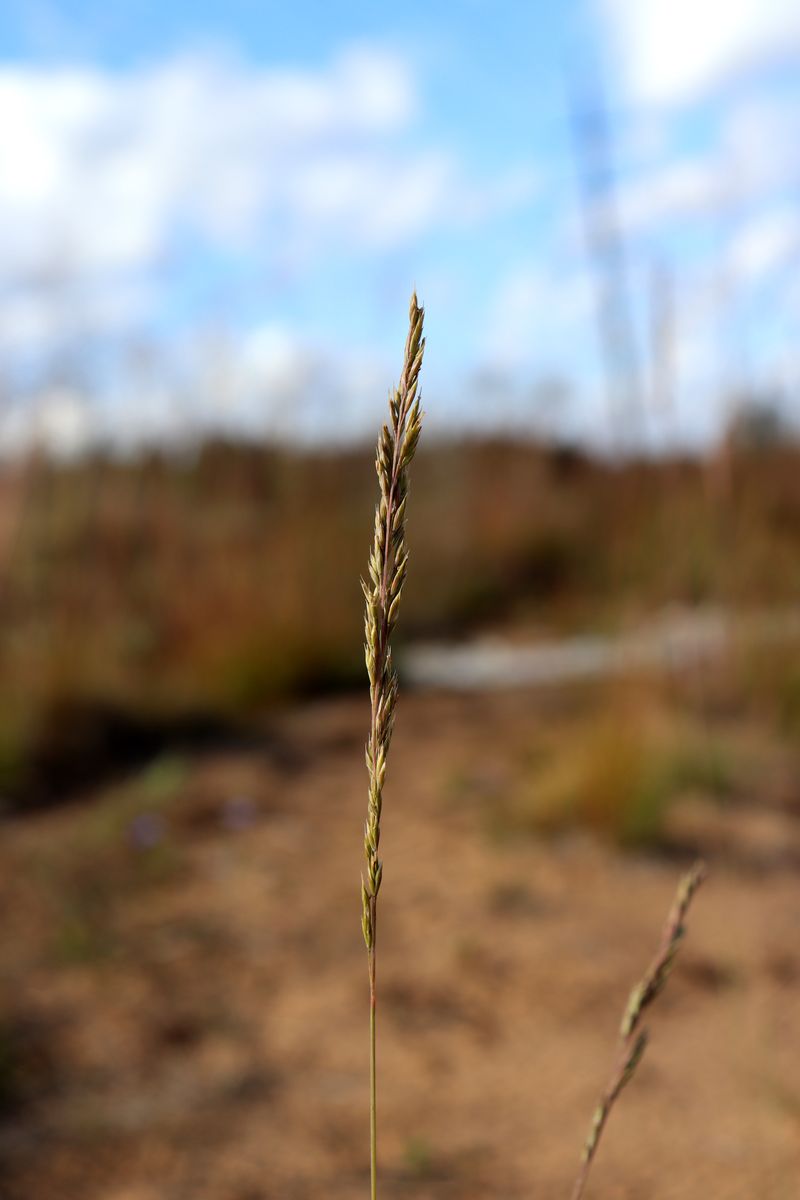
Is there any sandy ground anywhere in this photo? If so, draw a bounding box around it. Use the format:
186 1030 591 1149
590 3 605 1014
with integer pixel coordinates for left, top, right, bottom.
0 688 798 1200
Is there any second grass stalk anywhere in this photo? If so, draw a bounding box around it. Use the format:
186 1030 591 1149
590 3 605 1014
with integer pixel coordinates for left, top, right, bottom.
361 294 425 1200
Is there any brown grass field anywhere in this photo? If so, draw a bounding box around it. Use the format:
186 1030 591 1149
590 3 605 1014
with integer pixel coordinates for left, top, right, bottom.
0 437 798 1197
2 436 800 797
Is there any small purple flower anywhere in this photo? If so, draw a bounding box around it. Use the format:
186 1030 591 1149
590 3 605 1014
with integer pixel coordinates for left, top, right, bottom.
128 811 165 850
221 794 257 832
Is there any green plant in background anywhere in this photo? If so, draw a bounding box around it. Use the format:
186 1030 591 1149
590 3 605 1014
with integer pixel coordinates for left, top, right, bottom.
403 1133 435 1179
494 699 737 850
359 296 704 1198
360 293 424 1200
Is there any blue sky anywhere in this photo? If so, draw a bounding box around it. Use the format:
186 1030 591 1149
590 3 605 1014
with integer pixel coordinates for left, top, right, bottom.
1 0 799 452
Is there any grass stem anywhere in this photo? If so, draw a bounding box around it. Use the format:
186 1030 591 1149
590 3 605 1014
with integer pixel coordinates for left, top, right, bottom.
369 948 377 1200
570 860 706 1200
361 294 424 1198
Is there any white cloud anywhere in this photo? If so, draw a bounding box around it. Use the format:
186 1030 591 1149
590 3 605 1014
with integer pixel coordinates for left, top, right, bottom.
0 43 538 364
0 385 93 459
0 45 419 285
614 159 723 233
722 95 800 195
727 209 800 284
483 264 594 371
603 0 800 106
37 321 395 454
0 277 155 356
588 95 800 247
234 322 390 442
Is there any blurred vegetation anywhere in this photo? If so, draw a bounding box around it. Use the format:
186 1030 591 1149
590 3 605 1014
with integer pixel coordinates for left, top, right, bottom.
443 639 800 852
0 434 800 803
494 693 739 848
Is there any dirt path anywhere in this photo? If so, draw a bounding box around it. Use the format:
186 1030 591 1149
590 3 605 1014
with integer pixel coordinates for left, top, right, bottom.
0 689 798 1199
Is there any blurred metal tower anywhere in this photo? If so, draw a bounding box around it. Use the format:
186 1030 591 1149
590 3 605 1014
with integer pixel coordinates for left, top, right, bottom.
569 57 643 452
